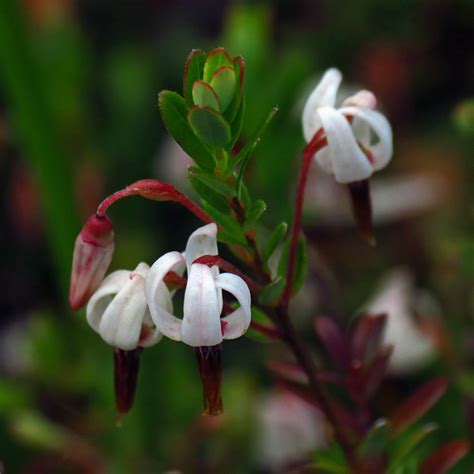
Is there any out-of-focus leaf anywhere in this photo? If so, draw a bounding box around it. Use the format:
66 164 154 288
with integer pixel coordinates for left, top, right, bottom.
243 199 266 230
0 382 29 411
357 418 390 457
419 440 470 474
262 222 288 261
314 317 350 370
388 423 438 470
453 98 474 136
390 377 448 435
158 90 215 171
365 346 393 396
351 314 387 364
277 233 307 296
188 105 231 148
311 444 348 473
246 307 276 343
183 49 207 106
258 277 285 306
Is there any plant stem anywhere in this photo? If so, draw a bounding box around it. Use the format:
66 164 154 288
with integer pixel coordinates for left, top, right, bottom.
282 130 327 305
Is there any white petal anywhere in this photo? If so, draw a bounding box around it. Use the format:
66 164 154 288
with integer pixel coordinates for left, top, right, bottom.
302 68 342 142
145 251 183 340
86 270 130 332
182 264 222 347
339 106 393 171
216 273 251 340
342 90 377 109
184 223 218 271
98 273 148 350
317 107 373 183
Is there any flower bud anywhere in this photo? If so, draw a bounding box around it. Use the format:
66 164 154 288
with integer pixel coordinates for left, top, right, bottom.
69 214 114 310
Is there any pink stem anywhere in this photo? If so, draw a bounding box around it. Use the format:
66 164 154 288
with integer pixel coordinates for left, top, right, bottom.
281 130 327 306
96 179 213 224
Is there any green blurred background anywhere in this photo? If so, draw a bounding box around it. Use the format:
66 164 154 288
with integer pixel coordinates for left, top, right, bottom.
0 0 473 472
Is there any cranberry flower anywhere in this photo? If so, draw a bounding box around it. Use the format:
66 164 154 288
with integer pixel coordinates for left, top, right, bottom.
145 223 251 347
302 68 393 184
145 223 251 415
86 262 164 351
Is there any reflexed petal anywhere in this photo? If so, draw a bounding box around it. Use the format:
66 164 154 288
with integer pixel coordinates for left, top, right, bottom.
145 251 183 340
98 273 148 350
184 223 218 271
339 106 393 171
216 273 251 339
302 68 342 142
342 90 377 109
86 270 130 332
182 264 222 347
317 107 373 183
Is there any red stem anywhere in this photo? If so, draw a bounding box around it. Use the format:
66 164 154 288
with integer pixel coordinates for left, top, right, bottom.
282 130 327 305
96 179 213 224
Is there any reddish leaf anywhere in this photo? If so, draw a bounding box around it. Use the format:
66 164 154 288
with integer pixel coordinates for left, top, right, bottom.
365 346 393 396
268 360 342 385
314 317 350 370
390 377 448 434
351 314 387 363
420 440 470 474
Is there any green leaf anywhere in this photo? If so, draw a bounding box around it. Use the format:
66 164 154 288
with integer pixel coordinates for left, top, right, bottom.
189 172 230 214
235 106 278 197
158 90 215 171
192 80 220 110
389 424 438 471
188 166 236 198
203 47 233 82
311 444 348 473
278 234 308 296
201 201 247 246
183 49 207 106
227 96 245 151
224 56 245 124
239 180 252 210
188 106 231 148
244 199 266 230
210 66 236 112
263 222 288 261
246 307 274 343
358 418 391 457
258 277 285 306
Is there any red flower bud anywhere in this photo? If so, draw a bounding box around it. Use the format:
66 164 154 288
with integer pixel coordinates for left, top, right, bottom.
69 214 114 310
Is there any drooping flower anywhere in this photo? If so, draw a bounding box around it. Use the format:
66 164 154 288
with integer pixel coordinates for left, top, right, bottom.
69 214 115 310
145 223 251 415
87 262 165 415
302 68 393 184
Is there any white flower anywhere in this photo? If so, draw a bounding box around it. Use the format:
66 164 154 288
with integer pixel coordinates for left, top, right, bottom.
86 262 164 351
145 223 251 347
364 268 435 374
302 68 393 184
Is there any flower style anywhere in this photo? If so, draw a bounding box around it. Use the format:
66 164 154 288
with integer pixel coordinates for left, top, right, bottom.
87 262 164 351
145 223 251 415
145 223 251 347
302 68 393 184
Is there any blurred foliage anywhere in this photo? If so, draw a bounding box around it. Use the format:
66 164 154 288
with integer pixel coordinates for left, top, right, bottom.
0 0 473 472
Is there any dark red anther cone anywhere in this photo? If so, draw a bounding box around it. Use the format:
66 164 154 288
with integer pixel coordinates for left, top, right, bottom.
114 347 142 418
347 179 375 246
194 344 223 416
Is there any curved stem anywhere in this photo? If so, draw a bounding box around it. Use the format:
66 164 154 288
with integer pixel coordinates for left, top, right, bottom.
97 179 213 224
282 130 327 305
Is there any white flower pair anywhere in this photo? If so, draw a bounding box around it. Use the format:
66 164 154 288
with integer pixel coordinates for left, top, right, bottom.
302 68 393 183
86 223 251 351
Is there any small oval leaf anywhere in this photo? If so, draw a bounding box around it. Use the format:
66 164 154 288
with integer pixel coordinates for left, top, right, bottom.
192 80 220 111
210 66 236 112
183 49 207 106
203 47 233 82
188 106 231 148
